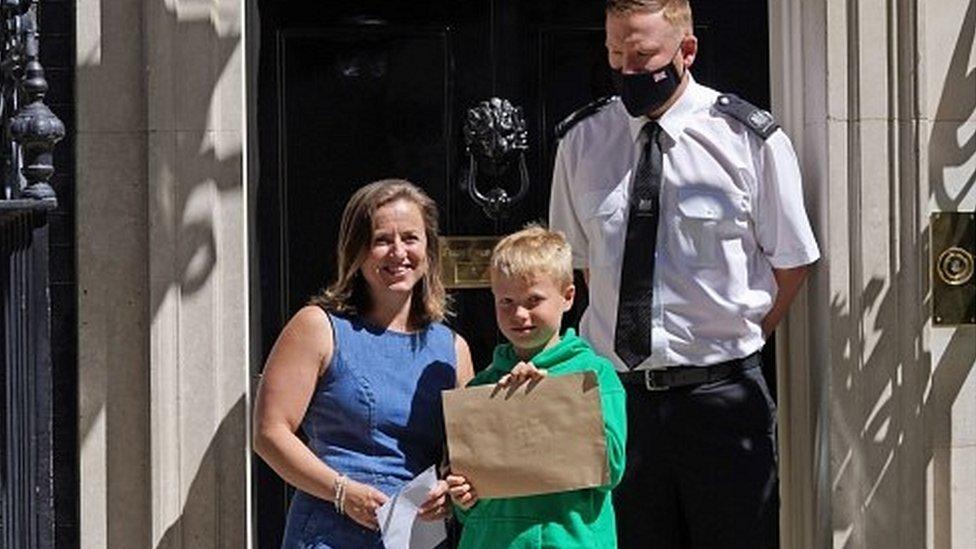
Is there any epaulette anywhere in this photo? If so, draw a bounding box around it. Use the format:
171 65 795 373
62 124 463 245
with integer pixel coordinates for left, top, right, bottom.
555 96 614 139
714 94 779 140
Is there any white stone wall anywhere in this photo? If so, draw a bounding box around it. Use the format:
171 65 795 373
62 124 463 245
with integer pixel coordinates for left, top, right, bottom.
77 1 249 547
773 0 976 547
919 1 976 546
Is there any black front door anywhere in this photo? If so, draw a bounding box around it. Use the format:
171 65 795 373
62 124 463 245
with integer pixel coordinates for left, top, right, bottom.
255 1 770 545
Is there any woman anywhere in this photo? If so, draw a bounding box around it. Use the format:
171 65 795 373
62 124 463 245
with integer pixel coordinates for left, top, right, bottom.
254 179 474 548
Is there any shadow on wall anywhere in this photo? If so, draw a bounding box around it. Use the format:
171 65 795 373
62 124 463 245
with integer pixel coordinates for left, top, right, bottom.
831 2 975 548
156 397 249 549
76 2 246 548
142 7 243 320
929 0 976 211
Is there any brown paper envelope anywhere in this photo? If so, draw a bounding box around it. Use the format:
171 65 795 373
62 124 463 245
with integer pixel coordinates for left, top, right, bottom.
442 372 608 498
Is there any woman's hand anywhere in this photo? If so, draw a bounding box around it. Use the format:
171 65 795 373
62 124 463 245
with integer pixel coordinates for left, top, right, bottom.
417 479 452 521
497 361 547 388
341 479 389 531
446 474 479 510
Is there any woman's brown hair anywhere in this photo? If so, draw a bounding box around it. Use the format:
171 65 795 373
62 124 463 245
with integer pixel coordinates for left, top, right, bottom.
309 179 448 325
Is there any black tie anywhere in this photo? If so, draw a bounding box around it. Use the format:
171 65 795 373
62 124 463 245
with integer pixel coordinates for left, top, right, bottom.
614 122 662 369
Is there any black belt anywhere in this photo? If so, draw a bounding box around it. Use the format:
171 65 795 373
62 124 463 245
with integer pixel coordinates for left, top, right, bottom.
618 352 761 391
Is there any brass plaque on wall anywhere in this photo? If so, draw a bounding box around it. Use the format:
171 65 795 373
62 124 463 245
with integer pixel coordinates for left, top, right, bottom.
931 212 975 326
440 236 500 289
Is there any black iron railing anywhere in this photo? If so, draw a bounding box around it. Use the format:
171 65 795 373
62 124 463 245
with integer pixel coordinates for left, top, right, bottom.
0 1 64 548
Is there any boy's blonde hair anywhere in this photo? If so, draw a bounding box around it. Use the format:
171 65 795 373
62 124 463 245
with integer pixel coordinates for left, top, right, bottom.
491 225 573 289
606 0 694 35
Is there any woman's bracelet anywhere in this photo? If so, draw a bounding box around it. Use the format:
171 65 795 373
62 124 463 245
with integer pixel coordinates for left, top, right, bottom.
333 475 348 515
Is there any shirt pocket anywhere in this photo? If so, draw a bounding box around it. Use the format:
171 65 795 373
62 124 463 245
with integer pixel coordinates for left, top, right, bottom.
579 188 627 267
674 187 750 268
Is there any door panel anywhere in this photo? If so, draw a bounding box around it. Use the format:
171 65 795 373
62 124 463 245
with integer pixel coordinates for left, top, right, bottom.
280 27 454 313
256 1 770 546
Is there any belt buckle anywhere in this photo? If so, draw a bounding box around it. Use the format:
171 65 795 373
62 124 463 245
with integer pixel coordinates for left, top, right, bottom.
643 367 670 391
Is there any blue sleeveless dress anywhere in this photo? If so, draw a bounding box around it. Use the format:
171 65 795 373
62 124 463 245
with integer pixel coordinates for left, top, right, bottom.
281 312 457 549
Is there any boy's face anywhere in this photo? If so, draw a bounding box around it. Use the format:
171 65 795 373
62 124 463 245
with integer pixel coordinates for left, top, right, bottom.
491 270 575 360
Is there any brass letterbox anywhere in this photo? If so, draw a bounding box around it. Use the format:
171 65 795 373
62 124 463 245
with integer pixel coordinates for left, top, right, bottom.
439 236 500 289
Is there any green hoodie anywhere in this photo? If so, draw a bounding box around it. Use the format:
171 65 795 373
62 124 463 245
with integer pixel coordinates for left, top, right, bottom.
453 329 627 549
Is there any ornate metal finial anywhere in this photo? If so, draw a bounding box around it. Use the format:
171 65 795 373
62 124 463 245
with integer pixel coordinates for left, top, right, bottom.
2 2 64 202
462 97 530 220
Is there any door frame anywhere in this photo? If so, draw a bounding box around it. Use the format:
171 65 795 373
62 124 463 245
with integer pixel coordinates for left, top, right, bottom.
243 2 823 547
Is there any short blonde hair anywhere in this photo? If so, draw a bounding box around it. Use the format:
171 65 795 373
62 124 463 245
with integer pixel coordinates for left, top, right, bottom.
490 225 573 289
310 179 448 324
606 0 694 34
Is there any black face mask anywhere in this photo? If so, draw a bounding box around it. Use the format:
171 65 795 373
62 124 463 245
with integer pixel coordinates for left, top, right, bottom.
611 53 683 117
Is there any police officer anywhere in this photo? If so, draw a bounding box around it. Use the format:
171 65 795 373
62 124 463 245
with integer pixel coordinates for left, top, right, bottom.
549 1 820 547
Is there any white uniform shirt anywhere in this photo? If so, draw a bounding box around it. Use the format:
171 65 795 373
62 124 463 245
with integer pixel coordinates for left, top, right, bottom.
549 76 820 370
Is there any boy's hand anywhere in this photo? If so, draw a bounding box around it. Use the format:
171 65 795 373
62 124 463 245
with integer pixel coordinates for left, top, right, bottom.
497 361 547 388
417 479 452 521
446 474 479 510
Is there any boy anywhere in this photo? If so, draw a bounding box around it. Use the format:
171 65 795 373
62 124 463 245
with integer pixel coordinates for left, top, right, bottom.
446 226 627 548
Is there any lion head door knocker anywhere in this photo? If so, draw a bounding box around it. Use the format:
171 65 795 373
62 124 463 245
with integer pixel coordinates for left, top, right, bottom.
462 97 530 220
